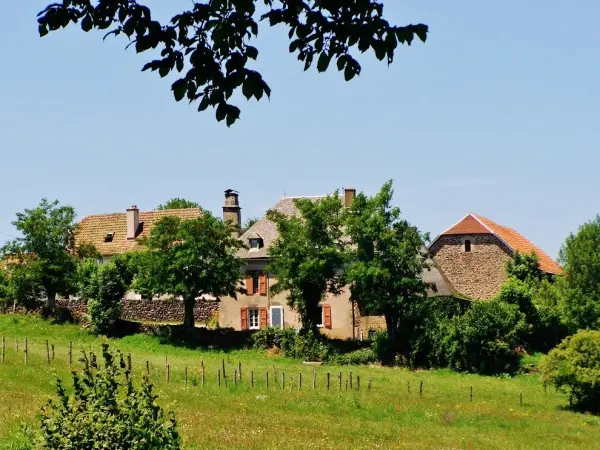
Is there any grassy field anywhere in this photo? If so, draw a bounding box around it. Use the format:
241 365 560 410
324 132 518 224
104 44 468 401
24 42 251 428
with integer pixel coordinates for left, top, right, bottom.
0 315 598 449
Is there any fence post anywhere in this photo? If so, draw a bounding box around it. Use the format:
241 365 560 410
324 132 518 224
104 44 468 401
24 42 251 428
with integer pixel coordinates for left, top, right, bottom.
349 371 353 389
127 353 132 373
68 341 72 366
234 369 237 387
407 381 410 394
313 371 317 390
357 375 360 391
281 372 285 390
520 392 523 406
338 372 342 391
24 337 28 365
419 381 423 396
298 372 302 391
166 365 170 384
46 340 50 363
51 344 55 361
218 369 221 388
16 339 18 352
1 336 5 363
146 360 150 376
266 372 269 389
201 362 205 387
327 372 330 391
368 378 373 392
469 386 473 402
222 359 226 380
251 371 254 388
238 362 242 381
185 367 188 386
345 379 348 392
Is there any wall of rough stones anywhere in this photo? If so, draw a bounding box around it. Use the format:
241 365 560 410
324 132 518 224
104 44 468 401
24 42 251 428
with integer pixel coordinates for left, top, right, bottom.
1 298 218 324
430 234 512 300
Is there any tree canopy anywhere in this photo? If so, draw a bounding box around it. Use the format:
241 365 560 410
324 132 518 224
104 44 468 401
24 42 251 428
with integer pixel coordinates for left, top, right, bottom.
505 251 544 283
37 1 428 125
345 180 431 346
134 212 244 327
267 194 346 333
1 199 78 309
157 198 200 210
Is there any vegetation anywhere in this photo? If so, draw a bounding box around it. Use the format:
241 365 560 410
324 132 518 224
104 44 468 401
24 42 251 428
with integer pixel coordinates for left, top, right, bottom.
37 1 428 125
345 180 431 356
134 213 244 327
540 330 600 412
1 315 599 450
241 217 259 234
267 194 346 334
157 198 200 210
28 343 180 449
1 199 78 310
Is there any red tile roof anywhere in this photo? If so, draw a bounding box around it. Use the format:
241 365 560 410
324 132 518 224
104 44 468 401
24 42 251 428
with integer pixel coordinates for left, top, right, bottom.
437 213 562 275
75 208 201 256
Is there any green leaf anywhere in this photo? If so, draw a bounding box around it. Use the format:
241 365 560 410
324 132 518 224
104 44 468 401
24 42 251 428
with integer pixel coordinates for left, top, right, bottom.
215 103 227 122
336 55 348 71
81 15 93 32
246 46 258 60
172 79 187 102
317 52 331 73
39 24 48 37
159 65 169 78
415 25 428 43
198 95 210 112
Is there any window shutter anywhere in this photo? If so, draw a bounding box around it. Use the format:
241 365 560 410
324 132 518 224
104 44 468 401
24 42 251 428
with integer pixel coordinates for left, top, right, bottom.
240 307 248 331
258 272 267 296
259 307 268 329
324 305 332 329
246 273 253 295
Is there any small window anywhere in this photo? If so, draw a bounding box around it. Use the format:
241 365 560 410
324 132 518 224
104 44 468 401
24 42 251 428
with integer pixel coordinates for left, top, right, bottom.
368 329 377 340
104 232 114 243
252 272 260 294
316 305 324 327
248 308 259 330
250 238 262 249
464 239 472 252
270 306 283 329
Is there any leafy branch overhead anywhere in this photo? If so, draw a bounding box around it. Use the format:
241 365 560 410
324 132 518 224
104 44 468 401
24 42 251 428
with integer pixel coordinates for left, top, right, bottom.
37 1 428 126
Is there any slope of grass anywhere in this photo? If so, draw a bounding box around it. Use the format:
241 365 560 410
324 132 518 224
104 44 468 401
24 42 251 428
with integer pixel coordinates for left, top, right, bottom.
0 315 598 449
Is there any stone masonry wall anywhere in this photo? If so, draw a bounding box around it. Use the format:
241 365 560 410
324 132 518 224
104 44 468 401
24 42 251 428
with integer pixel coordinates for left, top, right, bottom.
430 234 512 300
1 298 218 324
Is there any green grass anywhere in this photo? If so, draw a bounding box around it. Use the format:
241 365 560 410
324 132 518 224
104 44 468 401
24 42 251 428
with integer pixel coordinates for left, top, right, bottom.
0 315 598 449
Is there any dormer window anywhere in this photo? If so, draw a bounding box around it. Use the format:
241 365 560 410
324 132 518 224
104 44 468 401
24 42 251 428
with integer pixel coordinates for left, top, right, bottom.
104 232 115 243
464 239 472 253
248 232 263 251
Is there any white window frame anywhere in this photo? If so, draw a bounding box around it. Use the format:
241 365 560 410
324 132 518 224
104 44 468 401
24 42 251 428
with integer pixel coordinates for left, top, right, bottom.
248 308 260 330
270 306 284 328
316 305 324 328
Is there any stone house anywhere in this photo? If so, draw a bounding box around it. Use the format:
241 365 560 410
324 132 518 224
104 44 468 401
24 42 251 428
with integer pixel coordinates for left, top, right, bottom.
429 213 562 300
218 189 459 339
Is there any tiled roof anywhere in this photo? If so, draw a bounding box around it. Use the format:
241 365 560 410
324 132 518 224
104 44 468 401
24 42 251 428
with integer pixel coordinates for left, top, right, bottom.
237 196 456 297
75 208 201 256
436 213 562 275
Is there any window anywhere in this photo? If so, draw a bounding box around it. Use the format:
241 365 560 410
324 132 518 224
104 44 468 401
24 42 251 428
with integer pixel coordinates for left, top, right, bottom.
250 238 262 249
248 308 259 330
316 305 324 327
104 232 114 243
368 329 377 340
270 306 283 328
252 272 260 294
464 239 472 253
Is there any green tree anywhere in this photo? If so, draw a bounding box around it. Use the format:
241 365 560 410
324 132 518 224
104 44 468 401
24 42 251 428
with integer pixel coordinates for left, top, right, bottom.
37 1 427 126
505 251 544 283
135 213 244 327
558 215 600 332
157 198 200 210
241 217 259 234
1 199 77 309
30 344 181 449
267 194 346 334
345 181 431 349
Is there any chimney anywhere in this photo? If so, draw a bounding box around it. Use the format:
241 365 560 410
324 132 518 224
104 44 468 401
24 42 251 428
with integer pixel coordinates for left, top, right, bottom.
344 188 356 208
126 205 139 240
223 189 241 238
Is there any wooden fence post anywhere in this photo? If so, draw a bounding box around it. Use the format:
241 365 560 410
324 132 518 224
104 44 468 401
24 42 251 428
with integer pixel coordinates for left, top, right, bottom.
313 371 317 390
146 360 150 376
349 371 353 389
127 353 132 373
218 369 221 387
407 381 410 394
68 341 72 366
345 379 348 392
166 365 170 384
419 381 423 396
469 386 473 402
298 372 302 391
185 367 188 386
51 344 55 361
24 337 28 365
266 372 269 389
368 378 373 392
222 359 226 380
46 340 50 363
520 392 523 406
281 372 285 390
338 372 342 391
15 339 18 352
356 375 360 391
201 362 205 387
327 372 330 391
251 370 254 388
238 362 242 381
1 336 5 363
234 369 237 387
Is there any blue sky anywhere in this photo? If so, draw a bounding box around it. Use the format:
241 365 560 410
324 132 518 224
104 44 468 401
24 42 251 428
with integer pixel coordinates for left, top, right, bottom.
1 1 599 258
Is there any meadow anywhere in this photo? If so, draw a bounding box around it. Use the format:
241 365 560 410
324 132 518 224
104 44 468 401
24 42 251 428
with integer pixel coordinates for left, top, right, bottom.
0 315 598 449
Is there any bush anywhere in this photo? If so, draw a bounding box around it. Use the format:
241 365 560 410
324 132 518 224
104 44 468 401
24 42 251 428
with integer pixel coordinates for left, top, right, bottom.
436 300 529 375
251 328 333 361
540 330 600 412
29 343 180 449
370 331 396 365
333 348 377 365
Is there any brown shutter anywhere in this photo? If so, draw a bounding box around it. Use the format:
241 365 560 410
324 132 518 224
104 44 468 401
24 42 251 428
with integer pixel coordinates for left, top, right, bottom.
245 273 254 295
323 305 332 329
240 307 248 330
258 272 267 296
259 307 268 329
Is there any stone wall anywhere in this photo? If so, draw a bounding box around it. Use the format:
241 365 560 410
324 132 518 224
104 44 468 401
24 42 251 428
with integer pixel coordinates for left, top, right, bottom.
0 298 218 324
430 234 512 300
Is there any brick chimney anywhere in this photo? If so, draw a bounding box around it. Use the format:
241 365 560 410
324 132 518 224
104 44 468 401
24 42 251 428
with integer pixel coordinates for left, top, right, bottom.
223 189 241 238
344 188 356 208
126 205 139 240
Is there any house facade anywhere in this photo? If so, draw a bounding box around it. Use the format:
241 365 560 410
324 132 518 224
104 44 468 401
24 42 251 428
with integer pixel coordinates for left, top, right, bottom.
429 213 562 300
218 189 459 339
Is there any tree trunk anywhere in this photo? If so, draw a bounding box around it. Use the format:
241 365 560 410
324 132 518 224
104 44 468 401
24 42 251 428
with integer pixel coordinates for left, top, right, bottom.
47 291 56 310
183 297 195 328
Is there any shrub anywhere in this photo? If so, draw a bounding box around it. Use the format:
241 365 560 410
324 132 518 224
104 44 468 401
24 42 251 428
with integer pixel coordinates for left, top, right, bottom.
333 348 377 365
251 328 333 361
370 331 396 365
29 343 180 449
540 330 600 412
436 300 529 375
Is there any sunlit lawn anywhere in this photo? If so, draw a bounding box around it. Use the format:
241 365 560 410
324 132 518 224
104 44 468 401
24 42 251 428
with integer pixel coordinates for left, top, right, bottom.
0 315 598 449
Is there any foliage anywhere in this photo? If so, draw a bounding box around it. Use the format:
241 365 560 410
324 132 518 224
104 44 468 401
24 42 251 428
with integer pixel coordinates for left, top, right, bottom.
205 310 220 329
74 242 101 260
345 180 432 349
495 277 539 336
267 194 346 333
251 327 332 361
436 300 529 375
29 343 180 449
37 1 427 126
532 279 569 351
80 254 135 335
135 213 244 327
0 261 45 311
557 215 600 332
1 199 77 309
241 217 259 234
332 348 377 366
157 198 200 210
505 251 544 283
540 330 600 412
